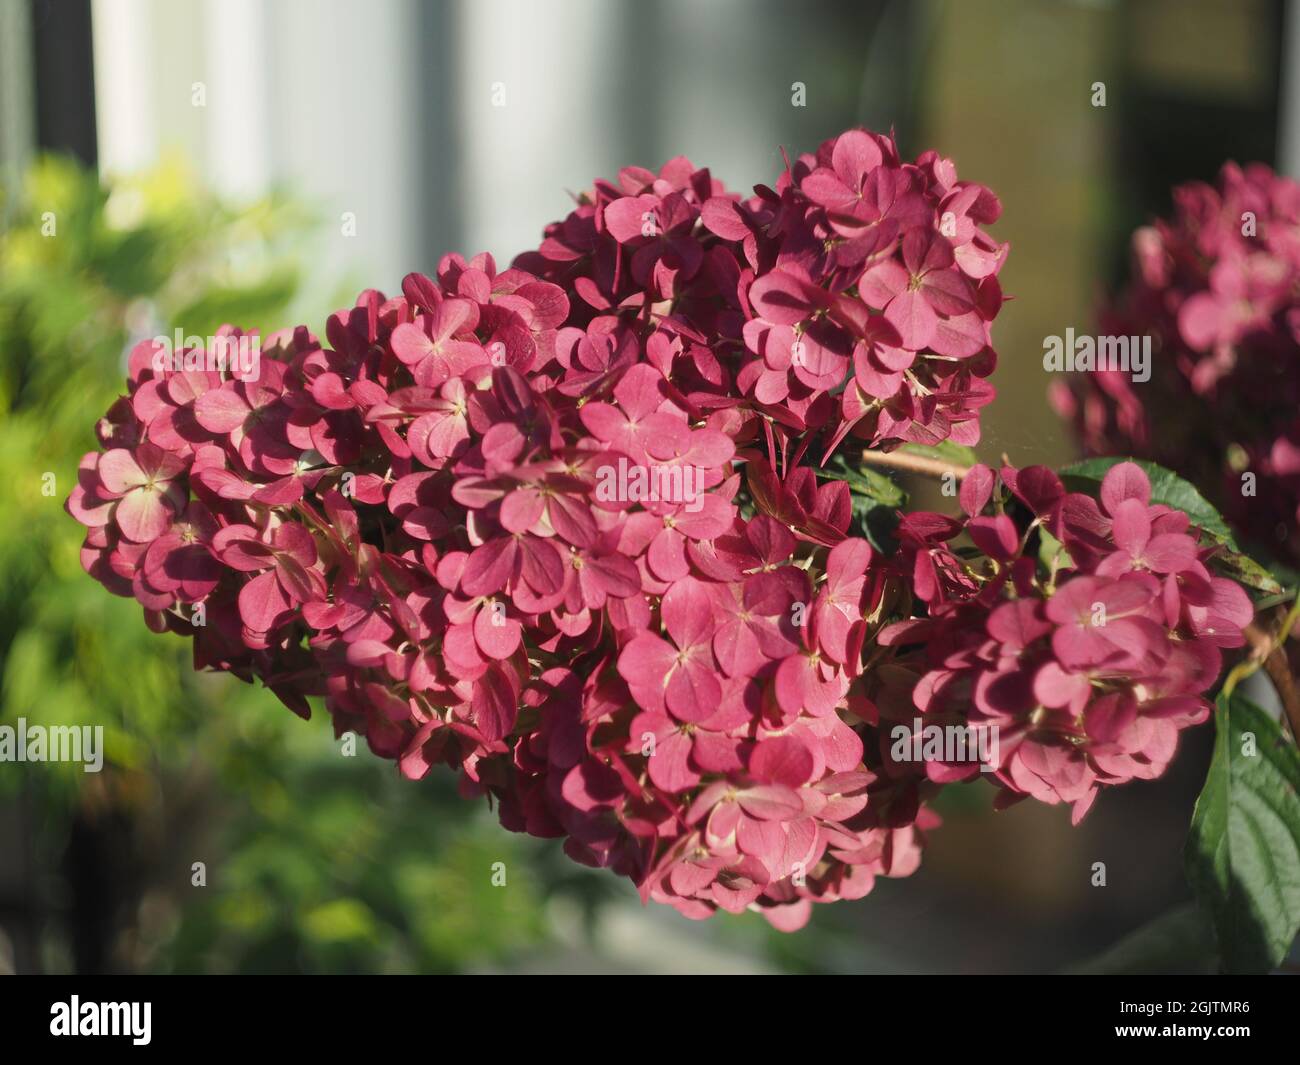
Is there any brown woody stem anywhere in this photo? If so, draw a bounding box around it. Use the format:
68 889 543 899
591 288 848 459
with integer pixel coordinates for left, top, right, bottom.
1237 616 1300 743
1262 649 1300 745
859 449 973 481
1236 603 1300 745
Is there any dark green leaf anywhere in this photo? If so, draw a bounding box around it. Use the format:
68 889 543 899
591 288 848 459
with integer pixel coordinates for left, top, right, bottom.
1060 456 1235 544
1184 689 1300 973
817 453 906 506
1061 456 1281 595
1064 904 1217 974
1213 549 1284 596
817 454 906 551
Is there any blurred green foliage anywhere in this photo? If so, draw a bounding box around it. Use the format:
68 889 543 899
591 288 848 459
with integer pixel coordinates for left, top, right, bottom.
0 153 309 797
146 712 554 973
0 155 566 972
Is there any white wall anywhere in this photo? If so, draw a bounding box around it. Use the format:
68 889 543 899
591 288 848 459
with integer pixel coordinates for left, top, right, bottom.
1280 0 1300 177
92 0 427 302
89 0 879 303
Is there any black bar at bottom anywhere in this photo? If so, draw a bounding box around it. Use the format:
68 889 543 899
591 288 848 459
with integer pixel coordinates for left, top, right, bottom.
0 974 1290 1051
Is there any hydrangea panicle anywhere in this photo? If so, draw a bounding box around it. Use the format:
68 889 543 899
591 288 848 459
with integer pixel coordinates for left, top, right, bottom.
67 129 1250 930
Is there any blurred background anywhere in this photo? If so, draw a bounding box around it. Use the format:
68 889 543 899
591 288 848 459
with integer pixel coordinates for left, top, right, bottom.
0 0 1294 974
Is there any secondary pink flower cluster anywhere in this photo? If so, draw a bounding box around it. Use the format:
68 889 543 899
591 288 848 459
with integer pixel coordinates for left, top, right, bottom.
67 128 1245 930
1052 162 1300 565
874 461 1252 823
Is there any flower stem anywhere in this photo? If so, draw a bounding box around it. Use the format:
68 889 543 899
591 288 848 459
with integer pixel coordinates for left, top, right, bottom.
1226 591 1300 744
859 449 973 481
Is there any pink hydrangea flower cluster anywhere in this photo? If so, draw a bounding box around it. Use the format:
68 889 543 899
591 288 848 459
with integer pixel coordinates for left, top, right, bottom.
874 461 1252 823
67 128 1245 930
1052 162 1300 564
66 256 932 929
517 127 1007 462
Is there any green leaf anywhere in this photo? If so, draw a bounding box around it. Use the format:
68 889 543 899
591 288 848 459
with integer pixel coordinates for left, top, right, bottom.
817 454 906 551
852 502 902 554
1036 526 1073 573
1064 904 1218 974
1184 689 1300 972
1213 550 1284 596
1060 456 1234 543
817 453 905 505
1060 456 1280 595
301 898 380 945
